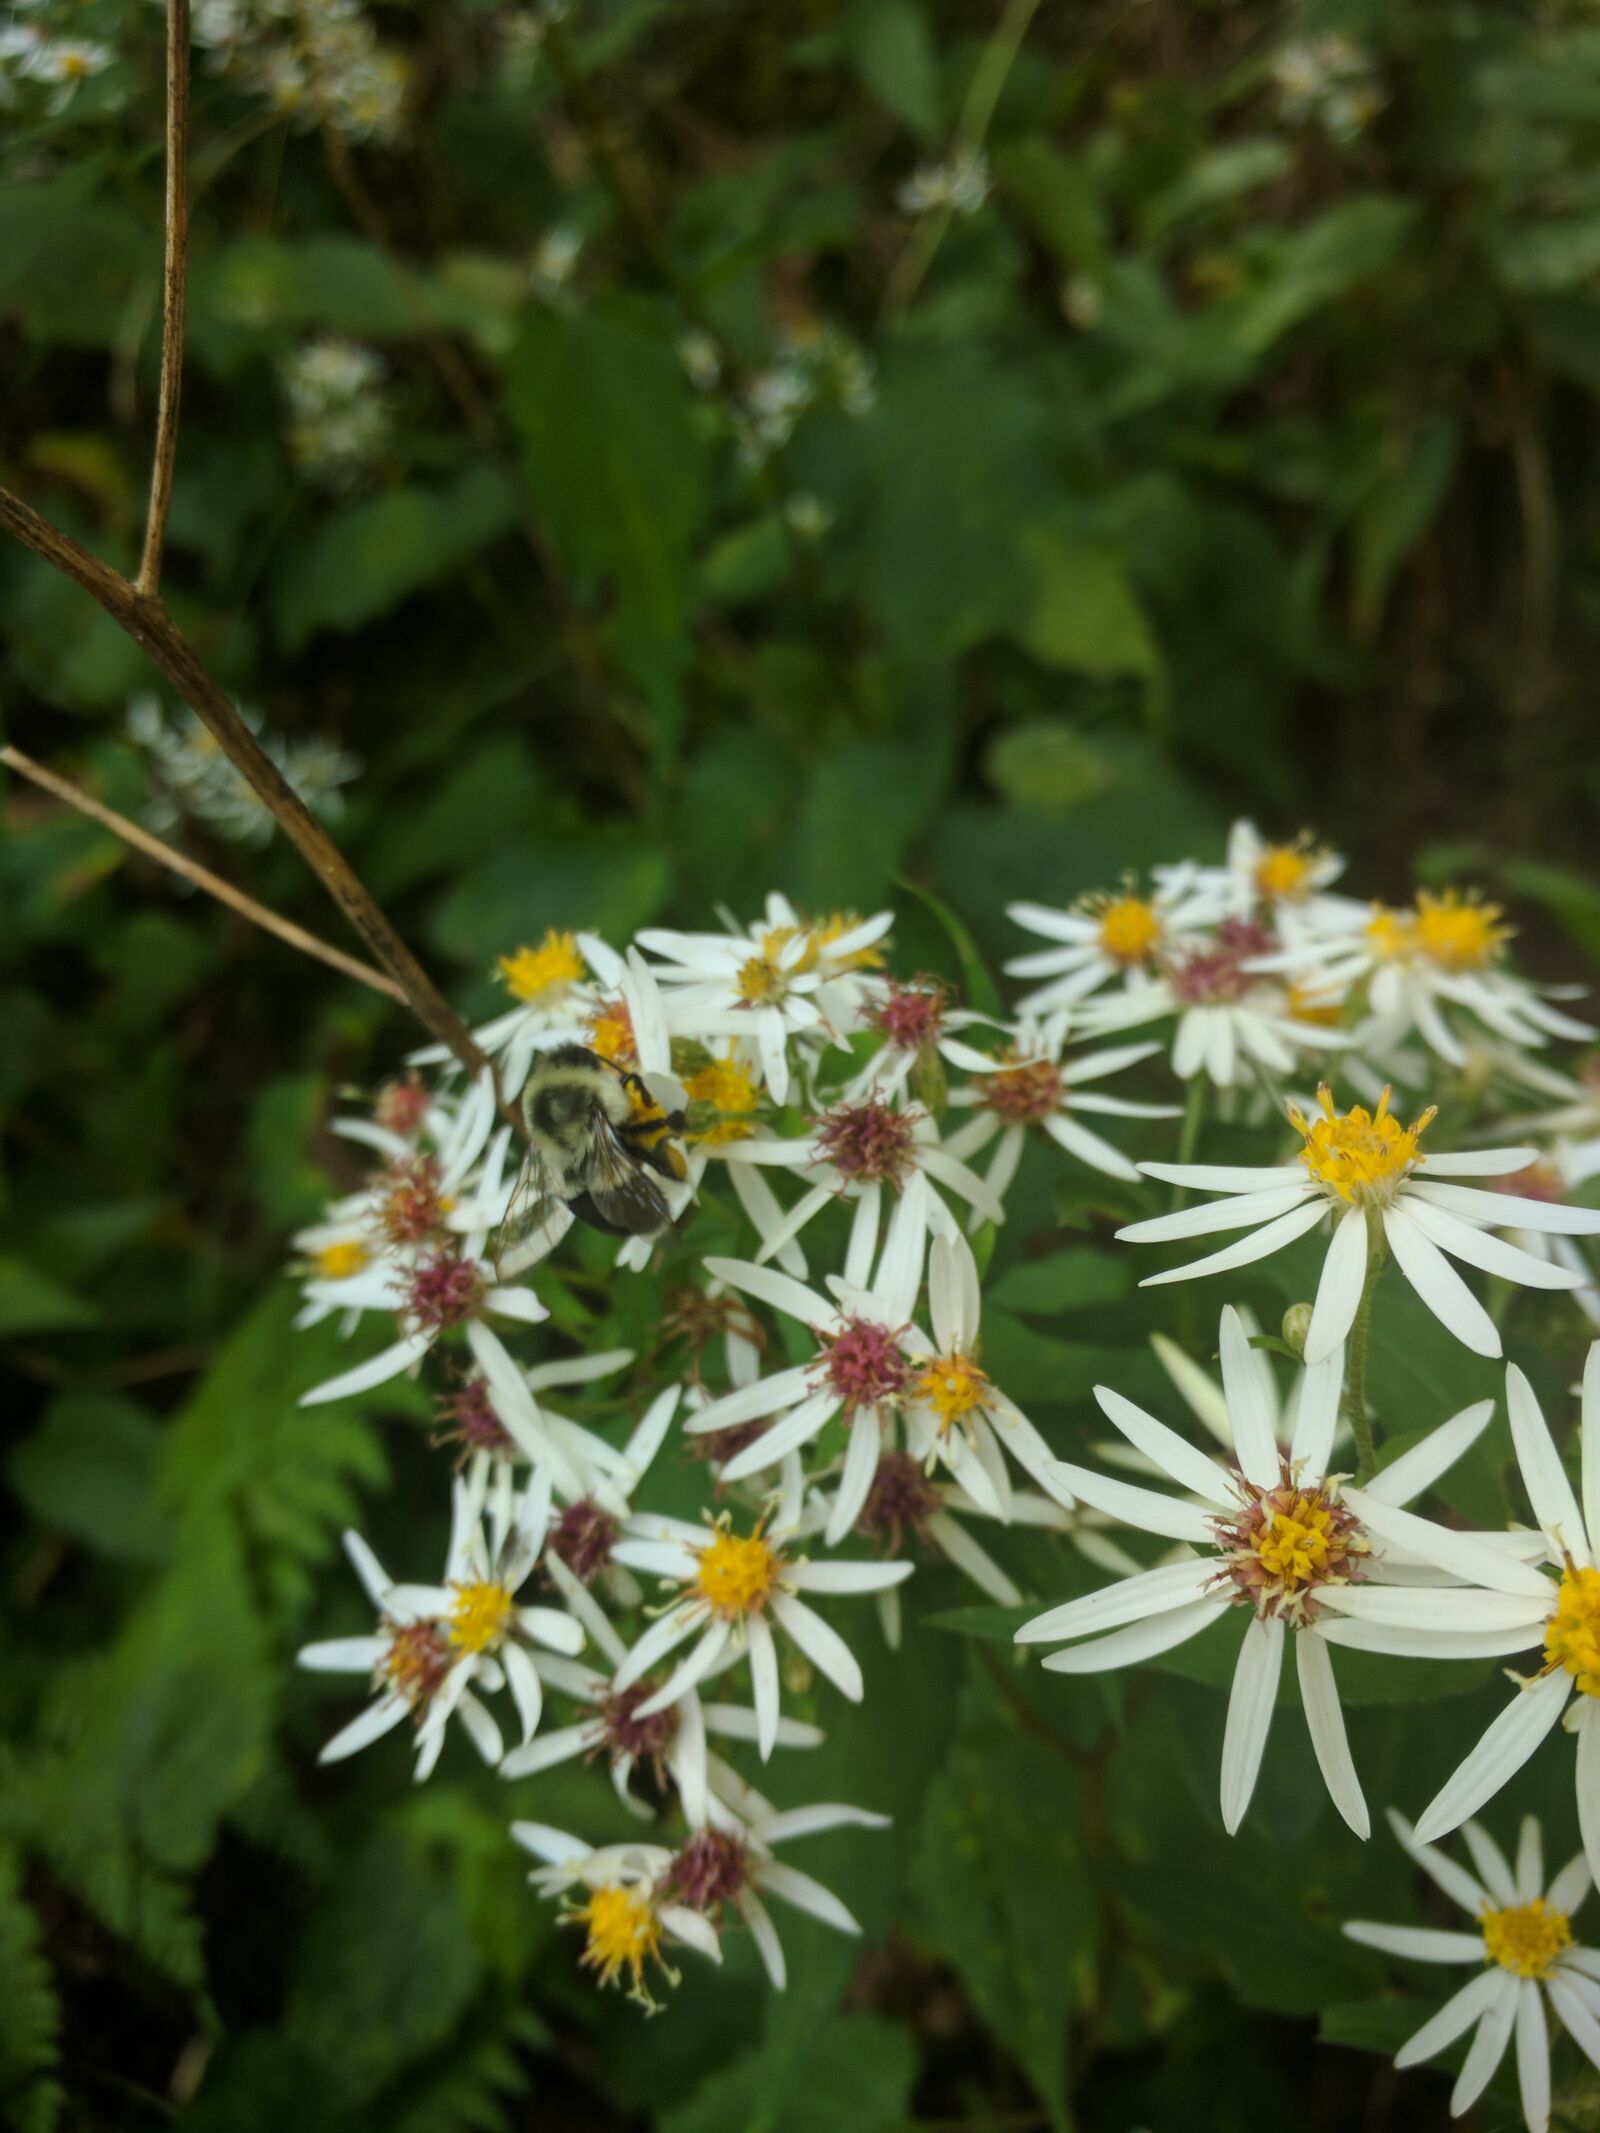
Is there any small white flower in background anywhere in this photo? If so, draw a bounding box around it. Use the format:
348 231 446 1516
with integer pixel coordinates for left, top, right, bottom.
511 1827 721 2011
532 224 583 295
280 336 391 490
128 694 359 848
1075 918 1351 1091
944 1018 1180 1199
782 491 833 541
1017 1306 1504 1838
1273 34 1387 143
1005 872 1224 1016
896 145 992 218
1485 1147 1600 1330
842 976 1005 1109
7 31 114 94
1413 1349 1600 1884
608 1509 911 1759
1197 821 1362 930
1123 1084 1600 1362
1261 888 1595 1070
678 329 722 393
1346 1811 1599 2133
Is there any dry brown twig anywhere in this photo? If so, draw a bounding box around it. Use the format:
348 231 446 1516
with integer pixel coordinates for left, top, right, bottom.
0 0 494 1086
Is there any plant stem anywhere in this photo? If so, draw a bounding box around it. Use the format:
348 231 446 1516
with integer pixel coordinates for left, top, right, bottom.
0 744 405 1002
1168 1075 1207 1211
135 0 190 598
1341 1210 1388 1483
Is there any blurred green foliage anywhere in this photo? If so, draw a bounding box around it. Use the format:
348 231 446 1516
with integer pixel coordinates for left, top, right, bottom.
4 0 1600 2127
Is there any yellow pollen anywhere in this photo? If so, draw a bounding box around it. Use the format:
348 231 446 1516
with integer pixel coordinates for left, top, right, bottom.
315 1240 369 1280
1253 1498 1335 1588
587 998 636 1064
737 951 788 1005
497 930 586 1002
446 1579 515 1654
1365 906 1416 960
1481 1899 1572 1979
1255 845 1316 901
1289 1083 1434 1201
914 1353 990 1434
1412 890 1511 972
1097 895 1163 965
579 1885 664 1993
810 912 886 971
1285 982 1345 1030
683 1055 759 1144
1544 1565 1600 1697
692 1527 778 1618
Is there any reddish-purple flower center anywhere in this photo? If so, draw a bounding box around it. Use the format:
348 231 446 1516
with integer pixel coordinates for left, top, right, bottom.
405 1249 486 1331
598 1682 680 1769
379 1153 448 1245
666 1828 750 1913
857 1450 940 1549
548 1498 619 1585
814 1098 917 1185
817 1316 910 1412
1168 919 1276 1006
436 1375 513 1458
1495 1162 1564 1206
982 1056 1063 1126
868 980 947 1053
375 1074 430 1138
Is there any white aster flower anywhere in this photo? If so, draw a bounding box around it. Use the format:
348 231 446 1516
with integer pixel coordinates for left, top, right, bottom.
1482 1148 1600 1330
1123 1084 1600 1363
1016 1306 1502 1838
607 1510 911 1759
943 1018 1180 1199
637 897 894 1104
1208 821 1361 928
1413 1349 1600 1884
840 977 1005 1108
510 1827 721 2010
1004 873 1224 1016
1346 1810 1600 2133
896 145 993 217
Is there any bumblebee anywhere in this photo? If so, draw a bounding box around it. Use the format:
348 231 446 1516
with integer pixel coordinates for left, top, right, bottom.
493 1044 689 1267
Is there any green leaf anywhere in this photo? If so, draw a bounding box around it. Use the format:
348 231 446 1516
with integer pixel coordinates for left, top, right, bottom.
0 1259 95 1338
993 139 1107 272
8 1394 171 1564
893 873 1003 1018
1140 140 1294 241
1016 529 1159 679
0 1849 62 2133
989 1248 1130 1315
661 2012 916 2133
273 466 518 651
845 0 942 141
925 1602 1039 1642
911 1670 1090 2129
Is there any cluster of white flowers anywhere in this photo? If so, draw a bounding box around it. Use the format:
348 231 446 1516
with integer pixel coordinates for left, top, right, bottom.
1272 33 1388 143
280 337 392 491
191 0 407 143
287 834 1600 2070
896 146 993 219
0 3 114 108
129 693 359 848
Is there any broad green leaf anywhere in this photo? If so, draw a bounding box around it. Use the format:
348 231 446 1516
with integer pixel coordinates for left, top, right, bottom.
8 1394 171 1564
989 1248 1130 1315
845 0 942 141
0 1258 95 1338
661 2012 916 2133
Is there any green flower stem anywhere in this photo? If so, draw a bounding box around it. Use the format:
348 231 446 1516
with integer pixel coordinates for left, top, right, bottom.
1341 1209 1388 1484
1168 1077 1208 1213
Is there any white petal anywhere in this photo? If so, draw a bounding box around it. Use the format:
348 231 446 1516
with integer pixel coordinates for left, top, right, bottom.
1382 1205 1501 1358
1424 1148 1541 1176
1404 1196 1587 1291
1289 1347 1344 1478
1315 1586 1554 1632
1015 1558 1218 1645
1391 1968 1506 2068
1304 1205 1368 1366
1092 1387 1237 1506
770 1593 864 1701
611 1604 701 1692
1577 1701 1600 1892
826 1415 882 1545
1342 1923 1487 1963
1298 1632 1368 1836
1413 1672 1573 1846
756 1860 859 1936
737 1889 786 1990
1137 1162 1310 1193
683 1365 816 1435
1516 1813 1544 1902
1340 1485 1555 1599
1219 1304 1279 1488
1412 1180 1600 1233
1386 1807 1491 1915
1507 1362 1590 1565
1046 1461 1217 1545
786 1559 914 1595
297 1636 387 1673
1039 1597 1227 1673
1140 1199 1331 1288
499 1722 595 1779
634 1620 732 1717
1220 1615 1283 1834
501 1640 544 1746
755 1803 889 1843
718 1392 840 1481
1043 1111 1139 1183
1316 1618 1546 1661
747 1613 780 1762
319 1692 409 1763
1548 1972 1600 2073
299 1332 433 1406
1584 1344 1600 1570
700 1258 832 1330
1117 1185 1315 1246
1547 1847 1592 1918
1451 1974 1518 2115
342 1529 392 1609
1516 1976 1551 2133
1364 1399 1495 1508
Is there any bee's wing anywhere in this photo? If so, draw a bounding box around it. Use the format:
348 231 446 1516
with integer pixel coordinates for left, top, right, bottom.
490 1145 567 1276
584 1113 673 1236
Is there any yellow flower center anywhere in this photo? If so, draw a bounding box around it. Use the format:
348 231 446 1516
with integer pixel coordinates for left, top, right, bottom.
447 1579 515 1654
810 912 886 972
737 949 789 1005
1544 1565 1600 1696
1253 1497 1335 1587
1366 907 1417 960
315 1240 369 1280
1481 1899 1572 1979
1290 1083 1435 1202
1285 982 1345 1030
1412 890 1511 972
1097 895 1163 965
579 1885 664 1992
683 1055 759 1144
914 1353 990 1434
1255 844 1316 901
692 1527 779 1618
587 998 636 1064
497 930 586 1002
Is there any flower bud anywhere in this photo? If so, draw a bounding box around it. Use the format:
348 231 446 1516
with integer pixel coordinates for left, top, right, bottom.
1281 1302 1315 1358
